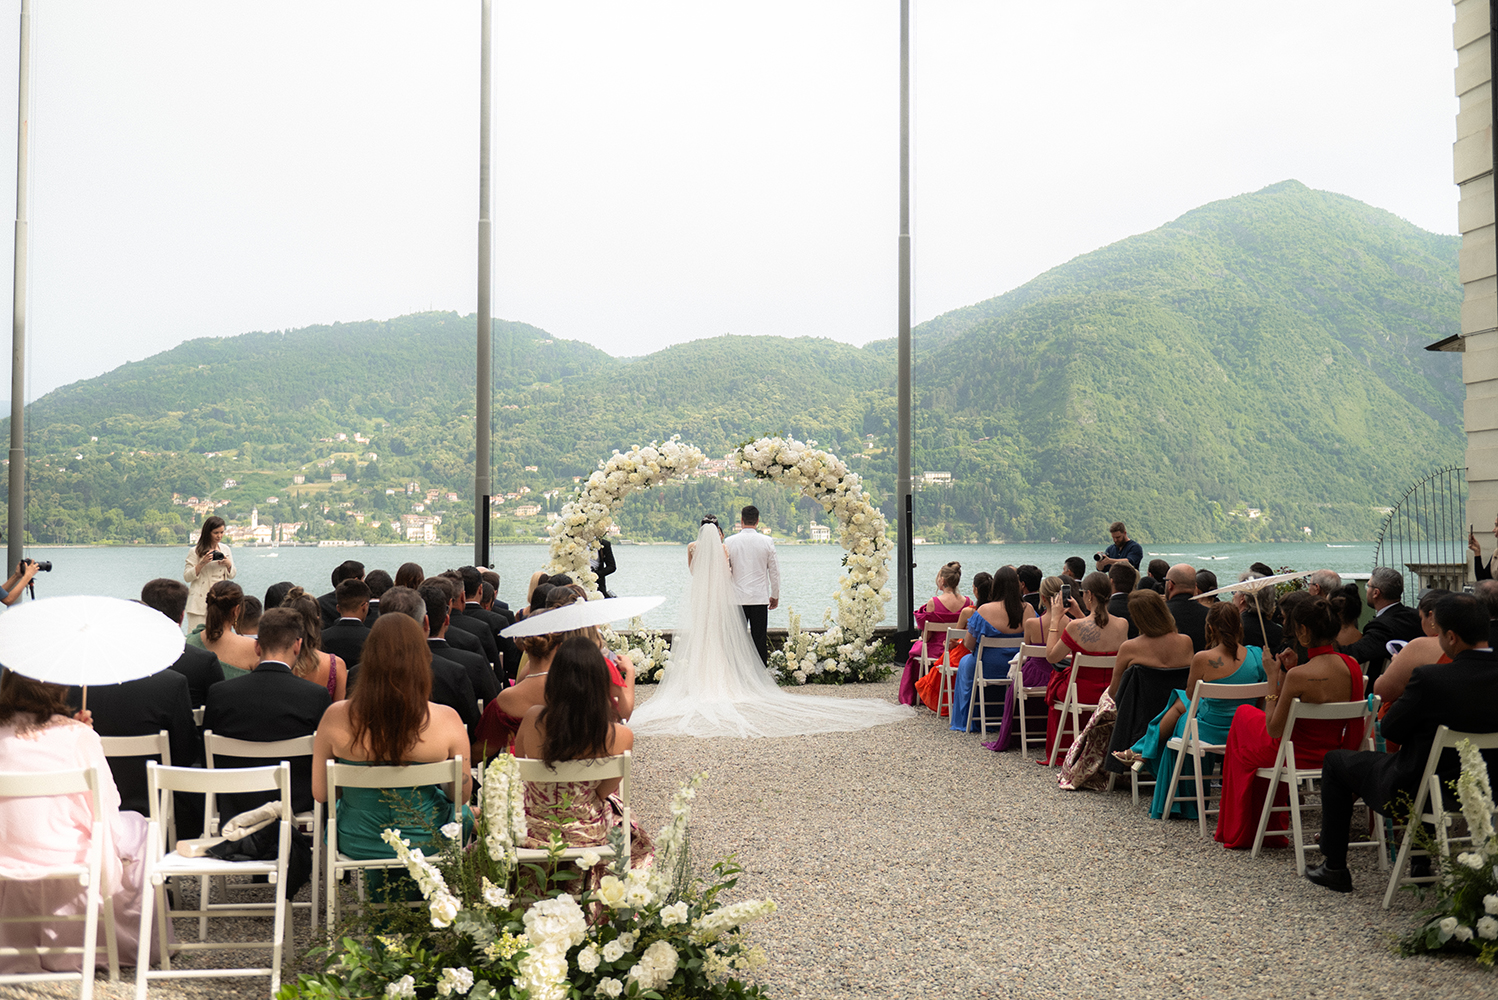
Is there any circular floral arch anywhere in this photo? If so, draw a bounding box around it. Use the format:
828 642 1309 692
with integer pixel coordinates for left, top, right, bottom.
545 435 893 682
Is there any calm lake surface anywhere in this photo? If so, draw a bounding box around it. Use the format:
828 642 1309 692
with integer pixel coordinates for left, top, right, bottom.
21 541 1377 629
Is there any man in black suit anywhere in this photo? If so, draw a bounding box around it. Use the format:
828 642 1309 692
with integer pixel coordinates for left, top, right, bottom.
317 559 365 629
459 565 519 679
321 579 373 666
420 582 499 708
1106 563 1139 639
480 570 511 618
593 539 618 597
1307 594 1498 892
70 667 196 822
1337 567 1422 681
140 577 224 708
373 587 480 737
1017 565 1043 615
1164 563 1210 652
201 608 331 817
433 574 501 668
364 569 391 626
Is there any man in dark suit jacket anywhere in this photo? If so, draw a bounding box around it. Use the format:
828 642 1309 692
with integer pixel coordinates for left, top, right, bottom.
480 570 511 618
370 587 480 738
420 583 499 708
1338 567 1423 681
201 608 331 817
321 579 373 666
593 539 618 597
459 565 519 680
364 569 391 627
70 667 197 823
432 574 500 668
140 577 225 707
1308 594 1498 892
317 559 365 629
1164 564 1209 652
1106 563 1139 639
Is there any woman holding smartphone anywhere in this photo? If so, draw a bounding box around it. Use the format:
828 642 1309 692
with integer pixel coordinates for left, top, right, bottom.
1471 514 1497 581
183 515 235 630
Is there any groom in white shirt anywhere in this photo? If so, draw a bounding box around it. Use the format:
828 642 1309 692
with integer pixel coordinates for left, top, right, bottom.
725 505 780 664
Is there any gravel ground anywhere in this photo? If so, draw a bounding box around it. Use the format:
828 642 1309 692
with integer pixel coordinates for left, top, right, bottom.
6 679 1489 999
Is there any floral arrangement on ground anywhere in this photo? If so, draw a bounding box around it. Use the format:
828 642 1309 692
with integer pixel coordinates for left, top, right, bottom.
280 760 776 999
604 616 895 687
1397 738 1498 967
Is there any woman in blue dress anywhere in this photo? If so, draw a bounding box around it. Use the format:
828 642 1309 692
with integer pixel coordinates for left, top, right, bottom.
1113 602 1266 819
950 567 1034 732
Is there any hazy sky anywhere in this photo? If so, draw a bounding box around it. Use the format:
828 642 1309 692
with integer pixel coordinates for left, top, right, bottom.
0 1 1461 398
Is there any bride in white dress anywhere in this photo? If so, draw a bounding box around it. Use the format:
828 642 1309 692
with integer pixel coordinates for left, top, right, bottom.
629 521 915 738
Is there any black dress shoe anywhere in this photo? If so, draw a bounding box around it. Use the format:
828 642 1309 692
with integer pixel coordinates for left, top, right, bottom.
1305 863 1354 893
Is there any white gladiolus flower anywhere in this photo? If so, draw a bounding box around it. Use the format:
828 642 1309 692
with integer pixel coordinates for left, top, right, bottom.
440 822 462 842
575 849 602 870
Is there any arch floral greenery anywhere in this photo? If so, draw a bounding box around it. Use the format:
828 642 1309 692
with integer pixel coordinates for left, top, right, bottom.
545 435 894 685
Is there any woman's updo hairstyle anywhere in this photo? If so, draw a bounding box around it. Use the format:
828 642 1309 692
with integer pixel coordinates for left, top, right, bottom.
204 581 243 642
1293 597 1340 648
1038 575 1063 603
971 571 994 607
700 514 720 528
1337 583 1365 626
937 561 962 590
1205 600 1244 657
1082 571 1111 627
281 586 325 677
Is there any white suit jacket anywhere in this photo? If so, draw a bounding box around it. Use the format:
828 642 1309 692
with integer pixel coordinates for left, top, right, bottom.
725 527 780 606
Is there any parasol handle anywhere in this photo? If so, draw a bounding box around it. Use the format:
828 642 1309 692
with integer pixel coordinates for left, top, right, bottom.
80 685 87 715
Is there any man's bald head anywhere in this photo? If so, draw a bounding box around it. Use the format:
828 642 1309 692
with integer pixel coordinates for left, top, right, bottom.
1165 563 1198 598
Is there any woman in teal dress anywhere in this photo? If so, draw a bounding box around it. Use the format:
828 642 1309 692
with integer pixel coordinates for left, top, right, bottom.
1114 602 1266 819
313 614 473 860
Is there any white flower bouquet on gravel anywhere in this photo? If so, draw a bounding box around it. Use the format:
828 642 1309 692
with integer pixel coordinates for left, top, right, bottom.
279 761 776 1000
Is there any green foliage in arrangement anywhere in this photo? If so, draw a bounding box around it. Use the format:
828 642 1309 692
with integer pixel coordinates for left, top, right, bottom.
0 180 1467 544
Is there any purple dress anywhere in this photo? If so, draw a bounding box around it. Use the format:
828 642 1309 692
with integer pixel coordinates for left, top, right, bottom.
983 646 1051 752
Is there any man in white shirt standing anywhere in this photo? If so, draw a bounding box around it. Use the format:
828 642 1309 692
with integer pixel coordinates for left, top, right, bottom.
725 505 780 664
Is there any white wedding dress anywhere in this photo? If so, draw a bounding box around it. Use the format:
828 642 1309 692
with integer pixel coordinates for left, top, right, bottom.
628 524 916 738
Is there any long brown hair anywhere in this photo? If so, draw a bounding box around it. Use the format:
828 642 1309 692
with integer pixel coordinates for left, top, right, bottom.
195 515 226 558
204 581 243 642
1205 601 1243 658
348 615 433 764
537 637 613 767
282 586 324 678
0 671 70 727
1082 571 1112 627
394 562 425 590
991 567 1024 629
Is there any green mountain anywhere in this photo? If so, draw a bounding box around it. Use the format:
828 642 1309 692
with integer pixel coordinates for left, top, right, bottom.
0 180 1466 545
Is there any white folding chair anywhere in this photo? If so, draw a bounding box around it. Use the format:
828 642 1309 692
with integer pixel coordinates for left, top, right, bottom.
324 757 465 930
203 731 322 931
965 636 1024 734
191 706 205 728
136 761 292 1000
1383 727 1498 908
1249 697 1384 874
1047 654 1115 765
914 619 950 683
930 626 965 717
0 767 118 1000
1161 679 1273 835
98 730 174 849
1011 644 1052 753
516 753 631 869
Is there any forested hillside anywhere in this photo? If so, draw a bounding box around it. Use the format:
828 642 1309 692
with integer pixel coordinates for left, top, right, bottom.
0 181 1466 546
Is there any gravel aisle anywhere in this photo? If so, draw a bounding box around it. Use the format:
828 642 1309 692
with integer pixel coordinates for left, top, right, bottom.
6 679 1487 999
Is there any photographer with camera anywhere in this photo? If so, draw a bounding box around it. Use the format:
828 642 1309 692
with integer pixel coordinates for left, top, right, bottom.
0 557 43 611
1094 522 1143 572
183 515 235 630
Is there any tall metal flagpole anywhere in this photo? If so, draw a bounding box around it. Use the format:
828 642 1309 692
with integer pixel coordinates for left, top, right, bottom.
7 0 29 572
896 0 913 638
474 0 493 568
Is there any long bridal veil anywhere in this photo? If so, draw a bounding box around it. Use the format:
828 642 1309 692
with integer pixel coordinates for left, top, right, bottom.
628 523 915 738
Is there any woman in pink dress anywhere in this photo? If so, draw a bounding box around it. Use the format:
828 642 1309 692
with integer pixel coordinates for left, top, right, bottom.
899 562 972 706
1040 572 1127 765
0 672 162 973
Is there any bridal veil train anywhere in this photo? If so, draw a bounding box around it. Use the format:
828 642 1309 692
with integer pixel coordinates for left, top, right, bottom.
629 524 915 738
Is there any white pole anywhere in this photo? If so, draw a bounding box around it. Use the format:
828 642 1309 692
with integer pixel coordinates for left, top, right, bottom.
7 0 29 572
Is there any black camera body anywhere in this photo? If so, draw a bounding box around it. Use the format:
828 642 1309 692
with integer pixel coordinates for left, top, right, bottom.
1094 552 1104 561
23 558 51 572
211 551 226 562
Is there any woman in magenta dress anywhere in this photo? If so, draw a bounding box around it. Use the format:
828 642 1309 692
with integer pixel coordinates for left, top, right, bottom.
1215 596 1365 849
899 562 971 706
915 572 991 716
1040 572 1128 764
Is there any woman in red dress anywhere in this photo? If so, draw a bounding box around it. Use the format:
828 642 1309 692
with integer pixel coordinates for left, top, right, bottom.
1214 596 1365 850
1040 572 1127 764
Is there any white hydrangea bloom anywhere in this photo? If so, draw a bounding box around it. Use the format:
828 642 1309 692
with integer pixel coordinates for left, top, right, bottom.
435 967 473 997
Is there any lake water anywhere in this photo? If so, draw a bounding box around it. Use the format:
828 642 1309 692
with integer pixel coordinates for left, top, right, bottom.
18 540 1377 629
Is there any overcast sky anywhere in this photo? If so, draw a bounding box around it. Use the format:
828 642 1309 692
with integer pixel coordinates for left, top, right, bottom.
0 1 1461 398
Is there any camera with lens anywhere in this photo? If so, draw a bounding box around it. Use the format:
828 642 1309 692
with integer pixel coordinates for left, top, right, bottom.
22 558 51 572
1094 552 1104 562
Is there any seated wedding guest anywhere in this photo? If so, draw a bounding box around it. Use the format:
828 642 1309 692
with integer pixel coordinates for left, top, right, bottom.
1477 579 1498 648
1273 591 1314 667
358 587 478 736
364 568 391 625
419 582 498 708
1041 572 1127 761
434 574 501 668
950 567 1032 733
1236 572 1282 654
474 620 563 758
1061 557 1086 591
1164 564 1209 652
263 581 295 611
1215 596 1364 850
513 637 653 888
1337 568 1422 681
1471 515 1497 581
918 573 991 717
1196 570 1219 606
1114 602 1266 819
1308 594 1498 892
318 560 364 628
0 672 162 973
188 581 259 678
312 614 472 859
1306 568 1342 599
1334 584 1363 648
1100 591 1197 786
140 577 224 707
1017 565 1043 613
394 562 425 591
1140 559 1170 593
321 579 373 667
238 596 263 639
1059 588 1193 791
1374 588 1451 710
543 586 635 720
523 583 556 620
983 575 1061 752
282 587 348 702
900 561 971 706
201 608 331 817
1107 563 1139 638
